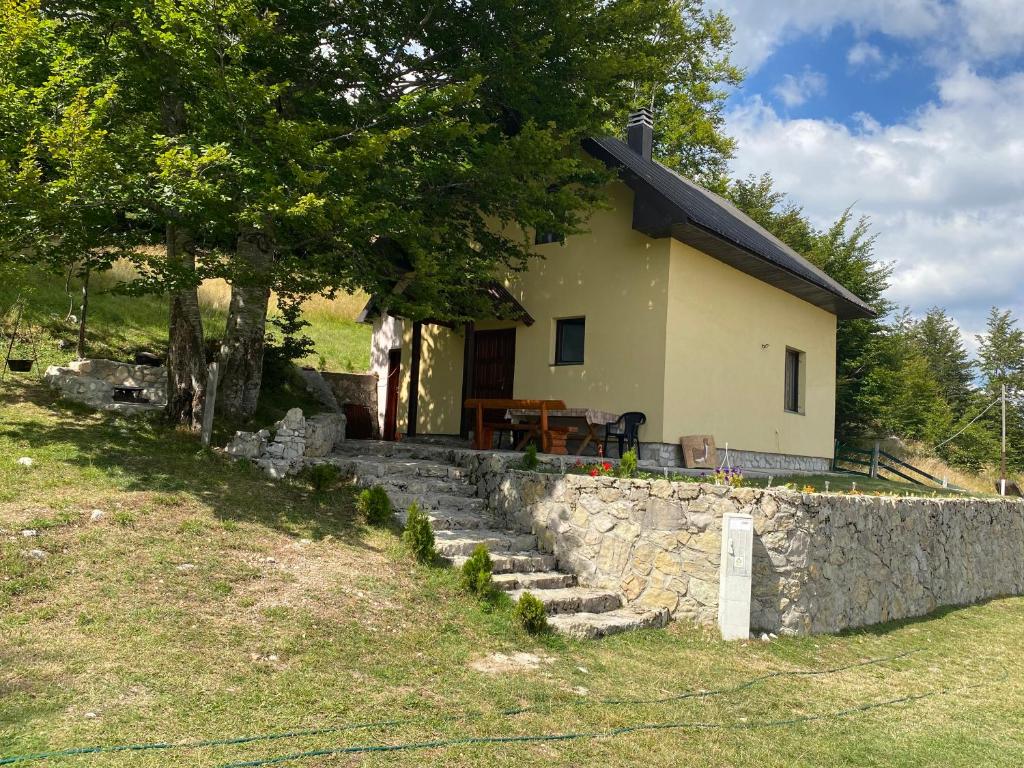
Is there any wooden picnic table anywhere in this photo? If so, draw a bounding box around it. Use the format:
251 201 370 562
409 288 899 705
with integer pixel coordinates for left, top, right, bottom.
464 398 575 454
507 407 621 456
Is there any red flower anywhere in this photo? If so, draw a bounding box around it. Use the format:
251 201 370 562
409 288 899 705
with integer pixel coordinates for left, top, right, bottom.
602 462 612 472
588 468 599 477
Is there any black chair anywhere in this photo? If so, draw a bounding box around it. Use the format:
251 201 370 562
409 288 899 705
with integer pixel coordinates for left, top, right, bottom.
604 412 646 458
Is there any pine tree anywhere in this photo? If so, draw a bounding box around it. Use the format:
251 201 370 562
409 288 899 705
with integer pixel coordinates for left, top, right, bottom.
912 307 975 413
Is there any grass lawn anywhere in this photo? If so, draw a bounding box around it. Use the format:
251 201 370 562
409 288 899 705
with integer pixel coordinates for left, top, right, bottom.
0 265 371 377
2 380 1023 767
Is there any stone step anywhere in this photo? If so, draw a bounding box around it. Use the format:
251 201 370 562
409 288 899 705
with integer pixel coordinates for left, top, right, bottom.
492 571 576 591
332 456 471 482
547 607 670 640
449 551 558 574
394 508 487 531
375 475 476 498
434 529 538 558
508 586 623 616
389 491 486 514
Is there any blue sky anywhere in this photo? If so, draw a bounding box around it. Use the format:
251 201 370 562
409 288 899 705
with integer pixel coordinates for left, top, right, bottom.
709 0 1024 352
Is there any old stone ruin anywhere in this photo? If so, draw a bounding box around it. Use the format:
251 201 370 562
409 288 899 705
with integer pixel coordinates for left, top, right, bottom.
224 407 346 478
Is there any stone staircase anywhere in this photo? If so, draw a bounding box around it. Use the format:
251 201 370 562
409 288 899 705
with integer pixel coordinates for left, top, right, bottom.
325 441 667 639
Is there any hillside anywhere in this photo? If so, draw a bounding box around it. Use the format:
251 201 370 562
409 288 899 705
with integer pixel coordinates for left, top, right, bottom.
1 380 1023 767
0 263 372 377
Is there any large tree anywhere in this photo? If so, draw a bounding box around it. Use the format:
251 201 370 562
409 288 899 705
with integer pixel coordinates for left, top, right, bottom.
912 307 975 414
5 0 740 423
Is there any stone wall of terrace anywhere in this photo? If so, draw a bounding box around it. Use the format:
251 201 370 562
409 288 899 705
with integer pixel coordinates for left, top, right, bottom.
475 457 1024 635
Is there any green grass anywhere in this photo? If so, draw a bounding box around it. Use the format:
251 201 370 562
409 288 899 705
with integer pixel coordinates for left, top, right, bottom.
1 380 1023 767
0 265 370 377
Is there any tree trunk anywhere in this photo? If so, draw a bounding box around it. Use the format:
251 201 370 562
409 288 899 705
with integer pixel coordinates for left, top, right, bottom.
76 265 90 360
165 223 207 429
218 226 273 421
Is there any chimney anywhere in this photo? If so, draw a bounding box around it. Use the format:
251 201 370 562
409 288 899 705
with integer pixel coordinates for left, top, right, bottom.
626 108 653 160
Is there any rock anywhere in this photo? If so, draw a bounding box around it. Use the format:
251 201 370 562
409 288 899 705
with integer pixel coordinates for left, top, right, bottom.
89 509 104 523
176 563 197 572
760 632 771 642
83 712 98 719
20 529 38 537
16 457 33 467
24 549 47 561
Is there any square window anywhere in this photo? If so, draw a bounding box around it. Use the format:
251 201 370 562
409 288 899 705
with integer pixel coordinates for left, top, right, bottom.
555 318 585 365
784 348 803 413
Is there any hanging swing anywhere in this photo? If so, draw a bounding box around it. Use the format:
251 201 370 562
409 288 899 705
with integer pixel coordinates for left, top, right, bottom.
2 299 40 378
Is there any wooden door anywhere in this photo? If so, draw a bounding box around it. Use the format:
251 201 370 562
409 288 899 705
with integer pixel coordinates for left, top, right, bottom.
472 329 516 399
383 349 401 441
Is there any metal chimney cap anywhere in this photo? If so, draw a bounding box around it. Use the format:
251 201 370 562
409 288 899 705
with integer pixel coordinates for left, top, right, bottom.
627 108 654 127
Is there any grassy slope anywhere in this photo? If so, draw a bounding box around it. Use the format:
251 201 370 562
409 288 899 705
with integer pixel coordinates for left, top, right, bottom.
0 266 371 376
1 382 1023 767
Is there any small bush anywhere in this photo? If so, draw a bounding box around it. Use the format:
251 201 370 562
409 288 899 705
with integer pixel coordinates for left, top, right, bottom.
513 591 548 634
357 486 393 526
460 544 493 596
618 448 638 478
522 443 539 471
300 463 342 493
402 502 435 564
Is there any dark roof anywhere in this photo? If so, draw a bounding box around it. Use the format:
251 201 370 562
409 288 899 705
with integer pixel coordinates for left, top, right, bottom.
582 137 876 320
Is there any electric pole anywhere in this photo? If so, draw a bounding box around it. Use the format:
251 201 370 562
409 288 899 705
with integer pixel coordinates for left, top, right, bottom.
1001 383 1007 497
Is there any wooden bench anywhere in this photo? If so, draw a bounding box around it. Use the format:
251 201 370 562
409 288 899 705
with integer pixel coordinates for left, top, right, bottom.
464 398 576 454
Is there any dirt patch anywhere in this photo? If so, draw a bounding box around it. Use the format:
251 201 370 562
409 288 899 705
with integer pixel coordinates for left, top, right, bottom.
470 652 554 674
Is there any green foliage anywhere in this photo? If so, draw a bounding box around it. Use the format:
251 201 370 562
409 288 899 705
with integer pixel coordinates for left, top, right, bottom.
459 544 494 597
522 443 539 471
357 486 393 527
618 448 638 478
513 592 548 635
913 308 975 413
300 463 342 494
402 502 435 564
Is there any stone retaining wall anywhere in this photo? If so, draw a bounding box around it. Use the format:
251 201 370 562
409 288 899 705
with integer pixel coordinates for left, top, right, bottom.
44 358 167 413
477 458 1024 635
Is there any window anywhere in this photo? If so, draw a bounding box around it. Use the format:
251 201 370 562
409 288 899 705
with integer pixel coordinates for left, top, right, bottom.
535 230 563 245
555 317 585 365
784 348 803 413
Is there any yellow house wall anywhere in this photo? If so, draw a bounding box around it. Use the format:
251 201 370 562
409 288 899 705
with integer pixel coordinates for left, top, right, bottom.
663 239 837 458
505 183 672 441
397 322 465 436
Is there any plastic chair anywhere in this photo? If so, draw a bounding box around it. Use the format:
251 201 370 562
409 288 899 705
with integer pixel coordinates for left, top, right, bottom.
604 412 646 458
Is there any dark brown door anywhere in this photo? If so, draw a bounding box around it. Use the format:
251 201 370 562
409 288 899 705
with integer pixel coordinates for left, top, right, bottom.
383 349 401 441
472 329 516 399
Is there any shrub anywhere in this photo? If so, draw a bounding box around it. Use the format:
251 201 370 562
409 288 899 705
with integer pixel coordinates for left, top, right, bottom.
513 592 548 634
522 443 539 471
300 463 341 493
402 502 435 563
460 544 493 596
357 486 393 526
618 448 638 478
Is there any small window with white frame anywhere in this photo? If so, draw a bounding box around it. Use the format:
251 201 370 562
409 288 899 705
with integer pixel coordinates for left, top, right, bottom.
784 347 805 414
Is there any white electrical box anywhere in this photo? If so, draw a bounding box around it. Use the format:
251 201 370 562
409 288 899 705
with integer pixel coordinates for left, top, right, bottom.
718 513 754 641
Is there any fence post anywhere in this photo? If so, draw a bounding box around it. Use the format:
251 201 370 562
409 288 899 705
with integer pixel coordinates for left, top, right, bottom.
870 440 880 479
200 362 219 448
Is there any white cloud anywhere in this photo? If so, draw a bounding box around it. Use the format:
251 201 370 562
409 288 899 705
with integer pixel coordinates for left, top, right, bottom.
726 67 1024 341
711 0 948 71
847 41 885 67
772 70 827 107
712 0 1023 73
